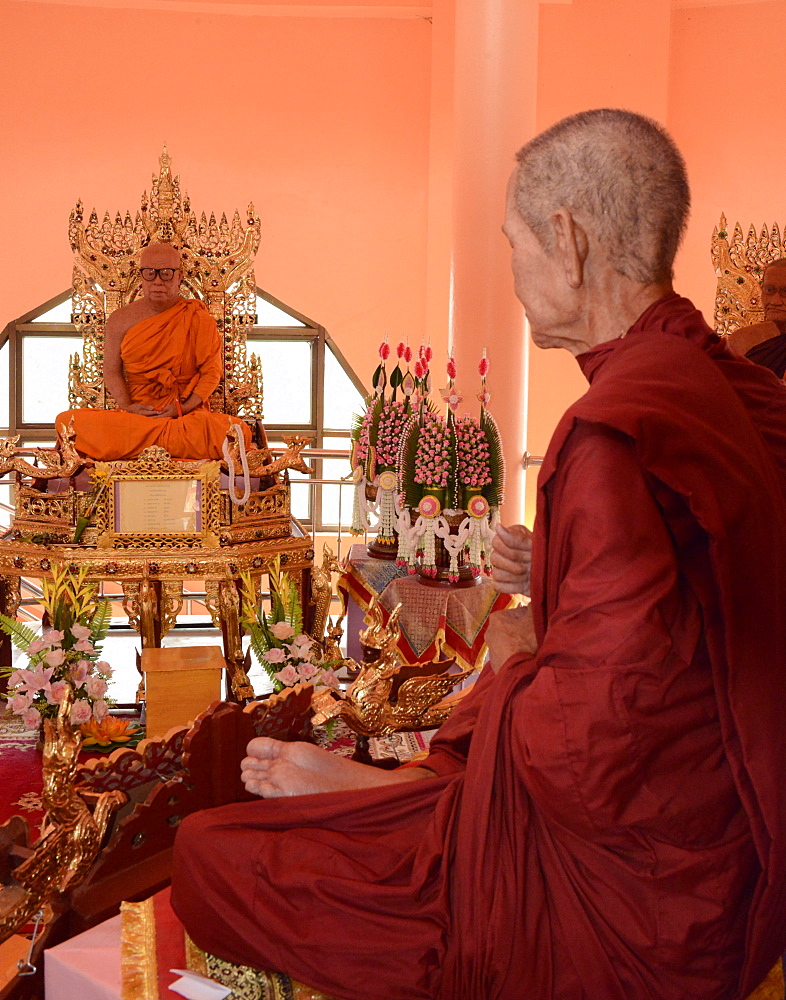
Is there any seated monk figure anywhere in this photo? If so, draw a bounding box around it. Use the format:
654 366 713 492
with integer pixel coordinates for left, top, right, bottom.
57 242 253 461
727 258 786 376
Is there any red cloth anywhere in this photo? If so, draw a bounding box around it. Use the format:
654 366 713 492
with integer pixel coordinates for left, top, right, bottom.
171 294 786 1000
58 299 251 461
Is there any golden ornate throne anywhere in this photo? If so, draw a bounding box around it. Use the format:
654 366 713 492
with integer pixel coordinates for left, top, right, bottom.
0 150 316 699
711 213 786 334
68 144 263 418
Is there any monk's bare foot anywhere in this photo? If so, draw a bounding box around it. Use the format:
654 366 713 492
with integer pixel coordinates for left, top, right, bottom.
241 738 432 798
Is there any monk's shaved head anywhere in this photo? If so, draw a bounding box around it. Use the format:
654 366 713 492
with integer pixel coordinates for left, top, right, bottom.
513 109 689 284
140 242 182 269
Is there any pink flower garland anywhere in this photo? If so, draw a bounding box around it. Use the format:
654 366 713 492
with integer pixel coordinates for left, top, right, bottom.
455 415 492 487
376 400 408 468
414 413 451 487
353 406 376 468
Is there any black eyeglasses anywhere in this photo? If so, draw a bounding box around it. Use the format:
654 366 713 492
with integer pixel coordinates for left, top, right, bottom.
139 267 179 281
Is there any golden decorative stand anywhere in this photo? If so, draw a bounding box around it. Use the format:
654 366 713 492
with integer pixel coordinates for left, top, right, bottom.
0 148 317 700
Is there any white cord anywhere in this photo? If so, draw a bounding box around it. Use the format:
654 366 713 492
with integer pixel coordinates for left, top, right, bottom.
223 426 251 506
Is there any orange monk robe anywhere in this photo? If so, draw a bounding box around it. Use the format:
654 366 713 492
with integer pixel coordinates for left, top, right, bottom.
58 299 252 461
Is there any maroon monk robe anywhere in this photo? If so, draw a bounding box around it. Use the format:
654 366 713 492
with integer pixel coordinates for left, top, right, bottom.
172 293 786 1000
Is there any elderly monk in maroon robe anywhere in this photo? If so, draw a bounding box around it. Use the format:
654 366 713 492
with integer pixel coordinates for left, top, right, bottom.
57 242 251 460
172 110 786 1000
728 257 786 377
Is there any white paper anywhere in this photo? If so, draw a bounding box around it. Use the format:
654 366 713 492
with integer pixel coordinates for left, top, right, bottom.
168 968 232 1000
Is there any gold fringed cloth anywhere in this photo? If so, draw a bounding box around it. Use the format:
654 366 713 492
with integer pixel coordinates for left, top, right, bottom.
120 888 337 1000
747 960 784 1000
339 544 517 670
120 887 783 1000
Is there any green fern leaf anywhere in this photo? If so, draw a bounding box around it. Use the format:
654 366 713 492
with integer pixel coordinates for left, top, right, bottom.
0 615 40 651
481 410 506 509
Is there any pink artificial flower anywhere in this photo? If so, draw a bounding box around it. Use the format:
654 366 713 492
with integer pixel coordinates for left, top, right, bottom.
289 635 314 656
396 341 405 359
424 345 433 363
86 675 108 700
21 706 42 730
441 387 464 412
92 699 110 723
297 662 319 681
478 351 490 377
273 664 299 687
73 638 95 654
7 670 24 688
95 660 113 678
446 357 457 380
404 344 413 363
46 680 67 705
16 664 54 695
70 661 90 687
264 647 286 664
414 360 424 379
378 339 390 361
42 629 65 644
270 622 295 640
317 669 341 691
44 647 66 668
26 639 50 656
9 691 32 714
70 699 92 725
71 623 92 641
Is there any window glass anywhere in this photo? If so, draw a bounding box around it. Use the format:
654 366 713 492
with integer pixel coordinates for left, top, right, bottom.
22 337 81 423
0 341 8 429
324 347 365 433
320 434 353 528
254 295 305 328
250 340 313 425
29 299 72 323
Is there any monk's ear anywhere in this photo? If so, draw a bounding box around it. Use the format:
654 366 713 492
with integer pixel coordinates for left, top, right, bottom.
551 209 588 289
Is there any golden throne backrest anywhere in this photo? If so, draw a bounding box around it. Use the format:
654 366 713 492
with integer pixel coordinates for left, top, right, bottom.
711 213 786 335
67 146 264 419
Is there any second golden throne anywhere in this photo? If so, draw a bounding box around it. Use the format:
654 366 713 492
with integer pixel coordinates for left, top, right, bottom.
711 212 786 335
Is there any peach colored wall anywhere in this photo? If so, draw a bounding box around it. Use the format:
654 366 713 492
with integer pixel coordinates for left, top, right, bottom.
0 1 432 387
669 1 786 326
521 0 672 525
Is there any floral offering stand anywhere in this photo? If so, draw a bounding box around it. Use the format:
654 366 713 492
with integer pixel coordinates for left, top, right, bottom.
351 342 504 583
343 342 511 669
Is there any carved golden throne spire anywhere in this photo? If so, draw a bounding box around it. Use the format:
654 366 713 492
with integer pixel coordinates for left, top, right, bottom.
68 145 263 418
711 213 786 335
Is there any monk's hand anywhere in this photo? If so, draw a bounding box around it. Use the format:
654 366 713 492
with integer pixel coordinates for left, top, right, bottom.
124 402 160 417
152 404 179 419
491 523 533 596
241 737 433 798
485 605 537 673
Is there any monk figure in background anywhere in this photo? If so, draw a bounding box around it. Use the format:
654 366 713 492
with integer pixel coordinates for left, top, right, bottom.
728 257 786 376
58 242 252 461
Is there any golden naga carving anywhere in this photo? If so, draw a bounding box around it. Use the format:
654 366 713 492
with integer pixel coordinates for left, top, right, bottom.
0 686 125 940
311 598 472 737
0 421 84 482
310 543 345 643
711 213 786 335
68 144 263 418
223 426 315 480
